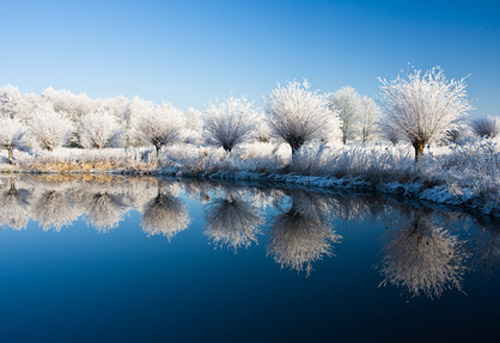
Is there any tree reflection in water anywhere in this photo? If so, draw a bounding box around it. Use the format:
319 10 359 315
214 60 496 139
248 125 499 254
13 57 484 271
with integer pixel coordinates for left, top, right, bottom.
378 212 468 299
0 178 31 230
33 190 79 231
204 191 263 251
141 183 191 240
267 191 342 276
1 175 499 294
85 192 129 233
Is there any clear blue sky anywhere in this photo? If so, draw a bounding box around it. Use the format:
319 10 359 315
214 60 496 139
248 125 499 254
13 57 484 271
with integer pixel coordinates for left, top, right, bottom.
0 0 498 115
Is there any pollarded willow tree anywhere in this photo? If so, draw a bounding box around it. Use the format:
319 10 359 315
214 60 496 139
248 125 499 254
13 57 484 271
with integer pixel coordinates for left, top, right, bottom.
136 102 185 155
29 106 74 151
359 96 380 145
332 86 362 145
379 67 472 161
470 115 500 139
203 96 257 152
79 110 124 149
0 117 29 164
266 80 336 155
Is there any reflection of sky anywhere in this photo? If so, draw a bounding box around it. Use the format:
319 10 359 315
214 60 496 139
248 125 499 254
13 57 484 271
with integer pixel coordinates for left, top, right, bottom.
0 0 499 116
0 176 499 341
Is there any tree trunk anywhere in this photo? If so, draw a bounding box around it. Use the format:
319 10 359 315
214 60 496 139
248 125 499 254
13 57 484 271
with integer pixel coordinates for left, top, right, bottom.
9 178 16 195
413 139 426 162
7 146 14 164
289 137 305 155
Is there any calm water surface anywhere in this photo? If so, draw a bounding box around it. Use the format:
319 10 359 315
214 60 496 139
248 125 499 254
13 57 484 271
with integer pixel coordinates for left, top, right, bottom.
0 175 499 342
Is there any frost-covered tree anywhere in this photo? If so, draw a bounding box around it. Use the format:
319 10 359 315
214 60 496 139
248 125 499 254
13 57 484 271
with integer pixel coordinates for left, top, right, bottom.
184 107 203 144
29 106 73 151
0 85 25 119
0 117 29 164
124 97 155 146
203 96 257 152
332 86 362 144
79 110 124 149
204 193 263 251
254 118 272 143
379 67 472 161
136 102 184 154
378 121 400 146
359 96 380 145
41 87 95 124
266 80 335 154
470 115 500 139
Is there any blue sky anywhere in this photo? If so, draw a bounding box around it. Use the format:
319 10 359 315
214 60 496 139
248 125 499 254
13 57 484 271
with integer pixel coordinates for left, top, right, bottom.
0 0 498 115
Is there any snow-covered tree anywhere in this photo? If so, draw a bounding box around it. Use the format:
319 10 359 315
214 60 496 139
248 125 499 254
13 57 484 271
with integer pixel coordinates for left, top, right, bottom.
79 110 124 149
124 97 155 146
0 85 25 119
470 115 500 139
254 118 272 143
41 87 95 124
136 102 185 154
379 67 472 161
0 117 29 164
359 96 380 145
203 96 257 152
332 86 362 144
266 80 335 154
184 107 203 144
29 105 73 151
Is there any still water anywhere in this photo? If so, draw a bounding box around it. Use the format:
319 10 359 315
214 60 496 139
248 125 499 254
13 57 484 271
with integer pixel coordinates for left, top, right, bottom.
0 175 499 342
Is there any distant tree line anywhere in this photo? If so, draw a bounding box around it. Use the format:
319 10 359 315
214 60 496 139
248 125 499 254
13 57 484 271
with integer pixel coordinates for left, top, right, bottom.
0 66 497 164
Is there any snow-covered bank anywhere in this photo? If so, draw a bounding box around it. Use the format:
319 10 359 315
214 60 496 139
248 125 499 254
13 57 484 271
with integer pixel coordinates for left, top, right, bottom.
1 140 499 217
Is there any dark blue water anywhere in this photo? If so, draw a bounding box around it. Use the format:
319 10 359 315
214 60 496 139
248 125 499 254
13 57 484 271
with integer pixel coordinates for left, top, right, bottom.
0 175 499 342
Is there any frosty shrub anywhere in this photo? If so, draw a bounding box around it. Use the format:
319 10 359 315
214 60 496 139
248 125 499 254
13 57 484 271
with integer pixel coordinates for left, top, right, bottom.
266 80 336 154
470 116 500 139
332 86 361 144
380 67 472 161
203 96 257 152
0 117 29 164
136 102 184 154
29 106 73 151
79 110 124 149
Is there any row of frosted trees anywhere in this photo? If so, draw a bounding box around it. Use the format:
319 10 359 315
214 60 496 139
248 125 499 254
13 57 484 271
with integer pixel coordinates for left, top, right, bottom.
2 175 499 299
1 66 498 164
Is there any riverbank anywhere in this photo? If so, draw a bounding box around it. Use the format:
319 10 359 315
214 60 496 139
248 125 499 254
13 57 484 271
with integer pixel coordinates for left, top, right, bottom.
1 140 499 217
